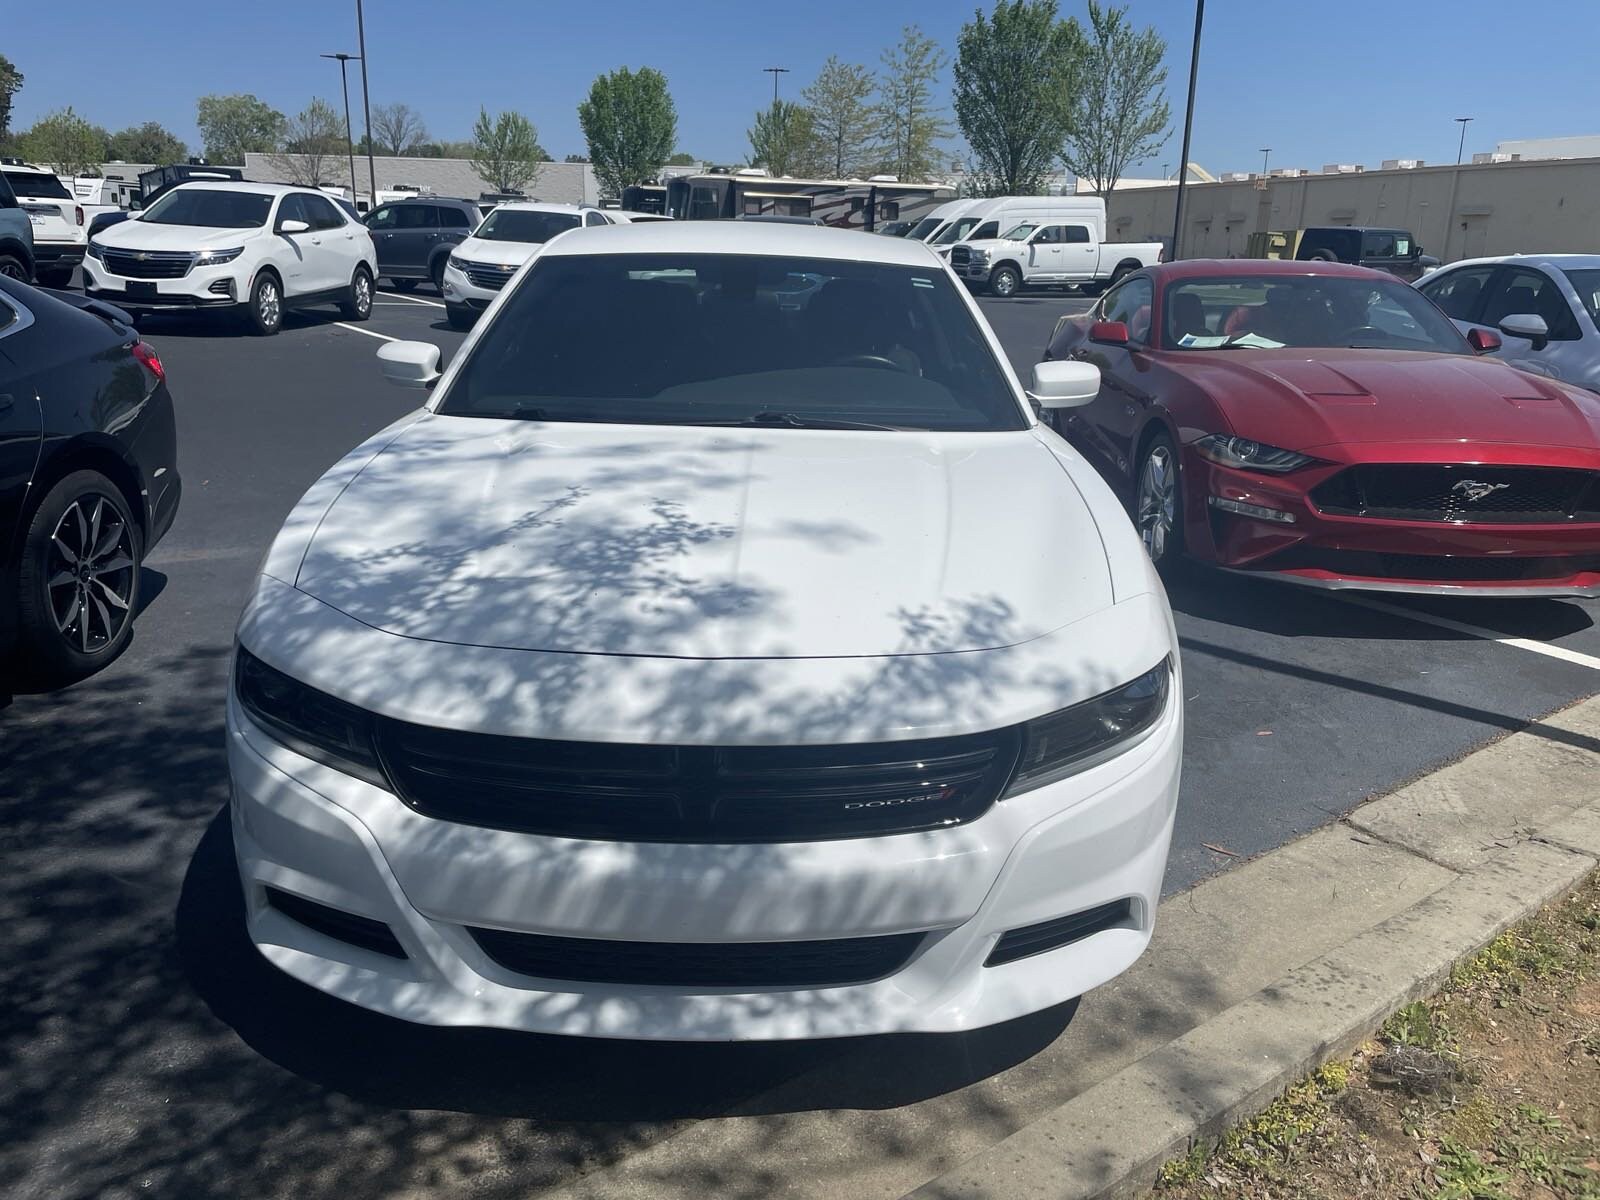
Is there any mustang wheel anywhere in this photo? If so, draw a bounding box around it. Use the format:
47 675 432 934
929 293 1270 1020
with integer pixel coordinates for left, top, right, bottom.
1135 433 1184 568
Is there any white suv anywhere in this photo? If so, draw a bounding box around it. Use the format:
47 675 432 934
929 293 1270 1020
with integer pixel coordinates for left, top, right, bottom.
441 201 612 329
1 160 86 286
84 182 378 335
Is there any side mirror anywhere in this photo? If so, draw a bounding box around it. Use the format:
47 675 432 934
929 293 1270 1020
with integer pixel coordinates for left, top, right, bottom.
277 218 311 234
1498 313 1550 350
378 340 443 389
1028 359 1101 409
1089 320 1130 346
1412 244 1423 258
1467 327 1502 354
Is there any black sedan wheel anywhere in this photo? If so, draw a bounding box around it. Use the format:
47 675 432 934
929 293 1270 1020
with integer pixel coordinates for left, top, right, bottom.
15 471 141 686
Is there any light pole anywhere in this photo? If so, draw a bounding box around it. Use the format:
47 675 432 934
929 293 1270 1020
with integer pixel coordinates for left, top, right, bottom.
1170 0 1204 260
1259 147 1272 177
355 0 377 205
763 67 790 105
320 52 360 200
1455 116 1473 165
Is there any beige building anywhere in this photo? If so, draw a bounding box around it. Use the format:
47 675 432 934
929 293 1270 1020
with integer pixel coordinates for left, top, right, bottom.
1104 156 1600 263
241 152 600 208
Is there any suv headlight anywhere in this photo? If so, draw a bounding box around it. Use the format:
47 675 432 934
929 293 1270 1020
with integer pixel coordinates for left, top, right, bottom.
195 246 244 266
1193 434 1315 473
1003 659 1171 795
234 648 389 789
86 240 104 261
448 255 470 272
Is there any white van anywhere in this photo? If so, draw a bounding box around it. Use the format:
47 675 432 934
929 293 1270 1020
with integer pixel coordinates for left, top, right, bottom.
903 198 979 244
929 195 1107 258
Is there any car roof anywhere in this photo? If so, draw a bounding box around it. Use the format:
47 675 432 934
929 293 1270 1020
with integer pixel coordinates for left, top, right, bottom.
540 220 944 266
391 195 476 206
1149 258 1396 282
168 181 323 196
1 161 56 174
493 201 594 214
1432 253 1600 271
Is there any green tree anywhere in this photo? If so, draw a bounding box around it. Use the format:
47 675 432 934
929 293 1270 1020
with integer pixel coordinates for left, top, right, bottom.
18 108 108 175
0 55 22 145
874 26 953 182
748 101 818 177
1060 0 1171 196
665 151 697 166
955 1 1084 196
107 121 188 164
578 67 678 198
802 57 876 178
563 153 590 163
370 102 428 155
196 93 286 164
470 107 545 194
269 98 346 186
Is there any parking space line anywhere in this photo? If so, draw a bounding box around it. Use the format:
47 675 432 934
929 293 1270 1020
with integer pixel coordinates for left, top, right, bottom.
377 290 446 308
335 322 401 342
1340 595 1600 671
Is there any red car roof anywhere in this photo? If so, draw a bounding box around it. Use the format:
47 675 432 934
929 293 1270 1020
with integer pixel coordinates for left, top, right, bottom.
1149 258 1391 282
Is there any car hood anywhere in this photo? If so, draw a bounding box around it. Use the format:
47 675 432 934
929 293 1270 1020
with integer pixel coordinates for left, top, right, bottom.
94 219 264 252
292 416 1113 659
453 236 540 266
1179 348 1600 451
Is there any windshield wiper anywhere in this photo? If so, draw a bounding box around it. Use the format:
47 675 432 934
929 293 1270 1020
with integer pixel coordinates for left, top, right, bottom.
709 411 901 431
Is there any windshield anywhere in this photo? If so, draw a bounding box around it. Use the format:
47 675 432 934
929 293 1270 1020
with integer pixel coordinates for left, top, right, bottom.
1001 223 1038 241
933 216 981 245
475 209 581 243
1161 275 1471 353
4 171 73 200
1562 269 1600 326
906 216 943 241
441 253 1024 432
140 188 273 228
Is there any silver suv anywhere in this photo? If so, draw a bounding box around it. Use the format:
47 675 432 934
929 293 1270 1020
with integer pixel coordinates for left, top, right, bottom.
0 170 34 282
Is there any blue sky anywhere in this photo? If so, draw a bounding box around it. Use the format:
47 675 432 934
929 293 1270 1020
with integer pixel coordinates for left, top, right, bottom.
7 0 1597 174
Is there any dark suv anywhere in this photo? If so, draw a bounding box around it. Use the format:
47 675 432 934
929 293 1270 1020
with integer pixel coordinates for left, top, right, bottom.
1295 226 1439 282
0 170 34 282
363 197 479 293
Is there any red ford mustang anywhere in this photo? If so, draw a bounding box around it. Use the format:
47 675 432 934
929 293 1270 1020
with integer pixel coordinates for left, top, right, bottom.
1042 259 1600 597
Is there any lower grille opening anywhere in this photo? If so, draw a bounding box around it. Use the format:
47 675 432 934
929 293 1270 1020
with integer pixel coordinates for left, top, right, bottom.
470 926 926 989
985 899 1135 967
265 886 407 959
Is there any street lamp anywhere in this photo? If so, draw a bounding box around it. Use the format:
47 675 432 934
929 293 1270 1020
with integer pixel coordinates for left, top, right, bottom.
355 0 377 205
763 67 790 105
1259 147 1272 177
1170 0 1204 260
320 52 360 201
1455 116 1473 165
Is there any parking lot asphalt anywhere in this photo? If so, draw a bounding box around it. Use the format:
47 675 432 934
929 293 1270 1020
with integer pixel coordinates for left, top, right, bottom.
2 279 1597 1199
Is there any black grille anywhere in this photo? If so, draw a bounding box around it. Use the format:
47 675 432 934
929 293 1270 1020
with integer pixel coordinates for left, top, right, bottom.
461 260 515 290
1263 547 1600 583
470 926 925 988
950 246 973 266
265 887 406 959
100 248 195 279
985 899 1135 967
375 720 1020 843
1311 464 1600 524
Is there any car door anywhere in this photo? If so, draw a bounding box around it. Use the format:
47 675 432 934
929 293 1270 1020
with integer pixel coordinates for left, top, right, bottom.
1063 274 1156 489
390 204 440 276
1474 265 1584 382
1061 224 1097 280
0 292 44 633
302 194 358 292
365 203 402 276
1027 225 1064 279
272 193 314 296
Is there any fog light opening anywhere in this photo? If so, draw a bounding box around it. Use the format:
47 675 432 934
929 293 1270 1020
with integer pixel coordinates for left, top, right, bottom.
1210 496 1296 524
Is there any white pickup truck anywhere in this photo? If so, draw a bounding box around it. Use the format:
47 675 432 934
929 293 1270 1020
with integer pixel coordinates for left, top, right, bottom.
950 218 1162 298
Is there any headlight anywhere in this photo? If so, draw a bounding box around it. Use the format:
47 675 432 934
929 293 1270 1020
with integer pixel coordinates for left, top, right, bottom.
1003 659 1171 796
86 240 104 261
234 648 389 789
448 255 469 272
1193 434 1315 473
195 246 244 266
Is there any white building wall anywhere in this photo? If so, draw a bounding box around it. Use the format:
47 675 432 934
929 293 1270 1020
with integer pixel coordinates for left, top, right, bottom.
241 153 599 207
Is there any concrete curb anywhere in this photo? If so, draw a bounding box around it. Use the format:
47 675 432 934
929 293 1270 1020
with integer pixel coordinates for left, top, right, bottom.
906 701 1600 1200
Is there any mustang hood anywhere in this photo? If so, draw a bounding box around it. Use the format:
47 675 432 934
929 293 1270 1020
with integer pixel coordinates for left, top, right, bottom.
1184 349 1600 452
291 416 1111 659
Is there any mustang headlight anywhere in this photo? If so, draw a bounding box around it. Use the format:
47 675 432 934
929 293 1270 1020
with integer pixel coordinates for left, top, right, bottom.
234 648 389 789
1003 659 1171 796
1193 434 1315 473
195 246 244 266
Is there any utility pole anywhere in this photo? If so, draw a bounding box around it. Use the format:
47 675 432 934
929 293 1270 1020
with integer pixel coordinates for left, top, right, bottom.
1170 0 1204 260
1455 116 1473 165
763 67 790 105
321 52 360 201
1259 148 1271 177
355 0 377 205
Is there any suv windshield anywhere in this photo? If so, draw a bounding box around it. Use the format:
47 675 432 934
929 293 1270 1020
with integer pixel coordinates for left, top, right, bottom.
475 209 582 243
442 253 1024 432
140 189 273 228
933 217 982 245
4 170 72 200
1563 269 1600 325
1162 275 1470 353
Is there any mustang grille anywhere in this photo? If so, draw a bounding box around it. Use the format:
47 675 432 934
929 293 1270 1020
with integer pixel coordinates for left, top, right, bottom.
1311 465 1600 524
375 720 1022 843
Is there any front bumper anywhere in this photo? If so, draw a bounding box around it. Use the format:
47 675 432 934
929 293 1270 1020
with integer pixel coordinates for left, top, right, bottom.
82 257 244 309
226 671 1182 1040
1184 452 1600 597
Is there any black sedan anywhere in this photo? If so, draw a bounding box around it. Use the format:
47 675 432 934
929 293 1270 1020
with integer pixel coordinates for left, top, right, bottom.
0 277 181 687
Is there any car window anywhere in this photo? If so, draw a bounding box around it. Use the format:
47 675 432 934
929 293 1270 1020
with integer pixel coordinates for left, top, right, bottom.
584 211 610 227
439 206 471 229
303 194 345 230
1361 231 1398 258
366 205 397 229
442 253 1025 433
1481 267 1579 341
276 193 310 227
1001 223 1038 241
968 221 999 241
1063 225 1092 244
1161 275 1469 353
475 208 582 243
1103 276 1153 343
393 204 439 229
1561 269 1600 327
0 294 15 335
141 188 274 228
1032 226 1062 245
1420 265 1494 322
3 170 73 200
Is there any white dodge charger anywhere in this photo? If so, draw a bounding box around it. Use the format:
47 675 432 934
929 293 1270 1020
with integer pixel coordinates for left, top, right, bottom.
228 222 1183 1040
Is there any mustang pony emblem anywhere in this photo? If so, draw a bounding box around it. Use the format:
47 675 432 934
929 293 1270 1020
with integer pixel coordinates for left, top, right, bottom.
1451 479 1510 502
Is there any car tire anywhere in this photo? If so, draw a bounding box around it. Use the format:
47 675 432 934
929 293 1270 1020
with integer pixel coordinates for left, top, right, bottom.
1134 432 1185 572
446 303 474 331
38 267 75 288
1079 281 1105 298
1108 263 1136 287
1309 249 1338 262
14 470 142 688
339 266 374 321
431 257 447 294
392 278 419 292
989 265 1021 298
244 271 284 336
0 254 30 282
